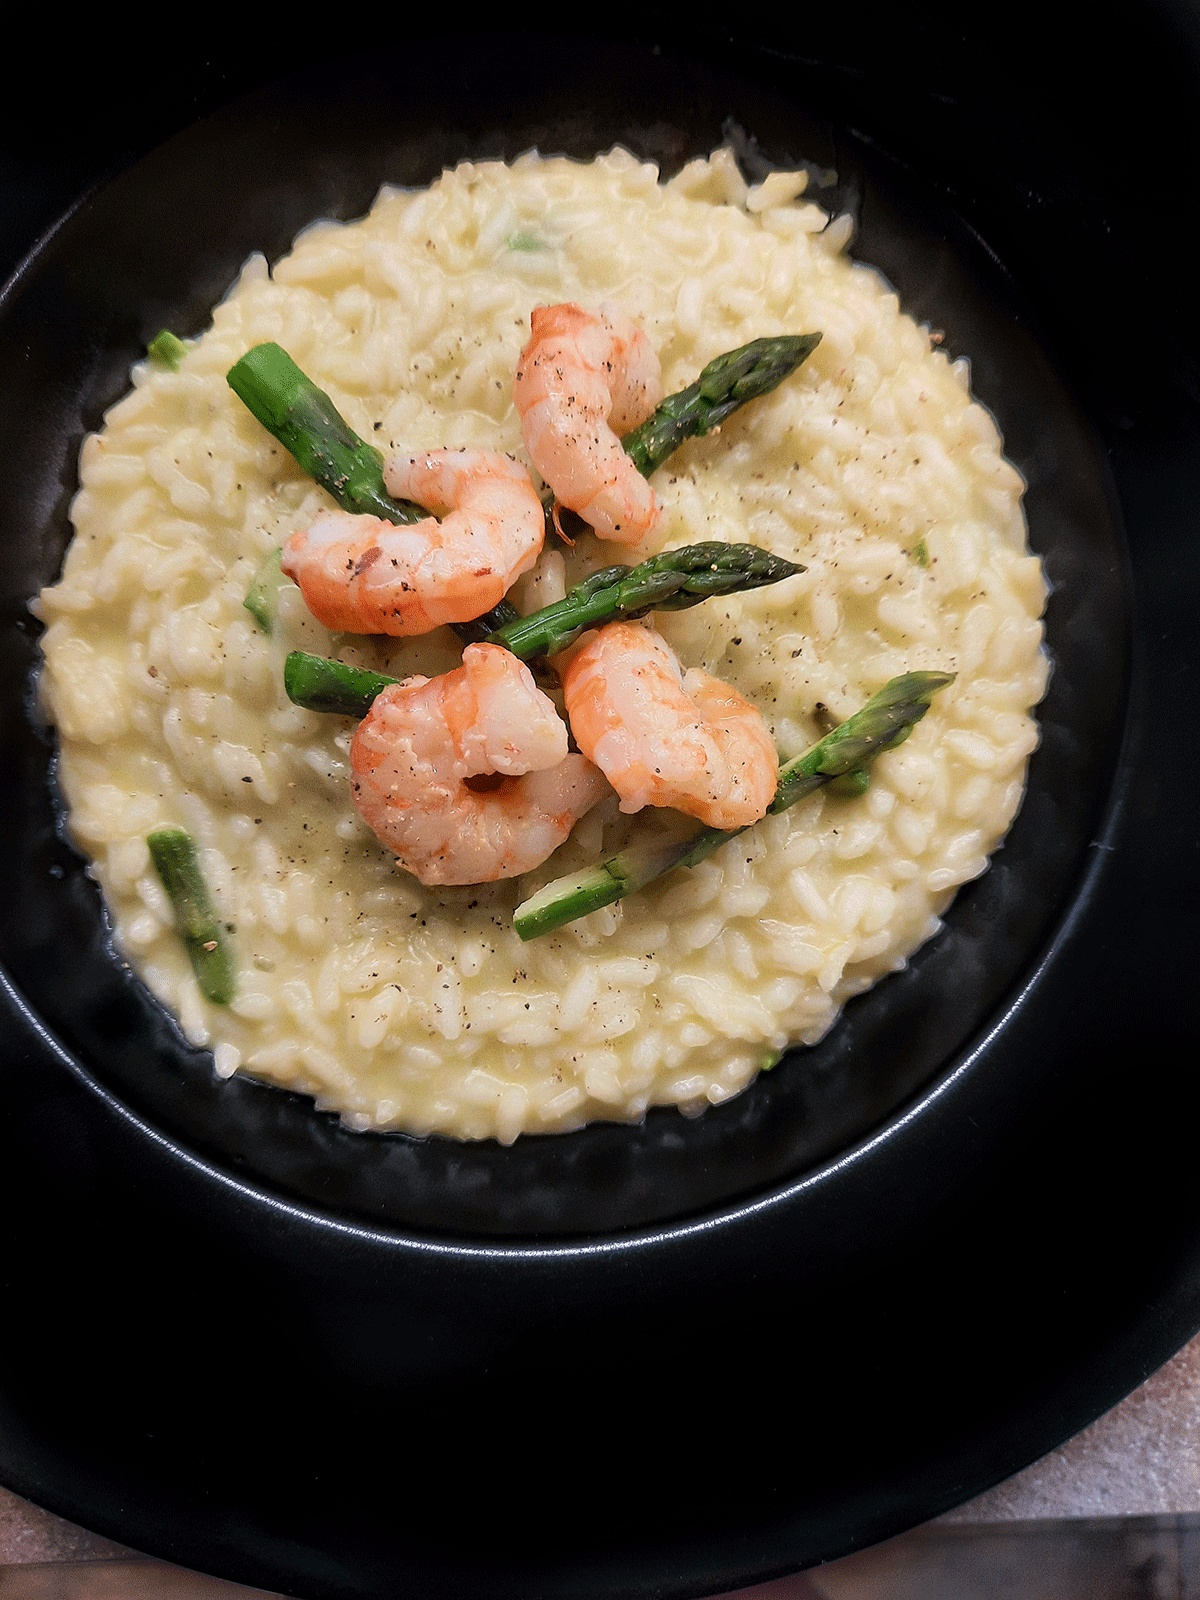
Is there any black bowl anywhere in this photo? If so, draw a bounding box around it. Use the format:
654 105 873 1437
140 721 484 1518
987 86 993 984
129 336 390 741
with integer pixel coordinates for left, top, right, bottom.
0 43 1128 1240
0 25 1198 1600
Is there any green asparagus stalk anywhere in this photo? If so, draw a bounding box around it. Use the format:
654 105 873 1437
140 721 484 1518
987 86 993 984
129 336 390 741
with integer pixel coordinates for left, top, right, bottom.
281 542 804 715
622 334 822 477
227 343 423 524
487 542 804 659
283 652 398 718
243 546 287 633
147 828 235 1003
226 343 521 639
513 671 955 941
147 329 187 370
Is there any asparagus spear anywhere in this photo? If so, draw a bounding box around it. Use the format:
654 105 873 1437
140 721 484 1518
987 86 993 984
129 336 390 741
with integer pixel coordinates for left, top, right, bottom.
227 343 420 523
147 329 187 370
147 828 235 1003
487 542 804 659
622 334 822 477
513 671 955 941
283 652 398 719
281 542 804 716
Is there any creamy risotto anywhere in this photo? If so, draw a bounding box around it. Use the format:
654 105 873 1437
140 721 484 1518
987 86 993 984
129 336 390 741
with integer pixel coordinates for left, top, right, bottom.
35 148 1048 1143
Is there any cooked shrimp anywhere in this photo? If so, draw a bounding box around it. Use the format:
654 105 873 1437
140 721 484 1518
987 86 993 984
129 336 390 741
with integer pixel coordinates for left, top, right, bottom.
350 644 608 885
563 622 779 830
281 448 544 636
513 302 664 545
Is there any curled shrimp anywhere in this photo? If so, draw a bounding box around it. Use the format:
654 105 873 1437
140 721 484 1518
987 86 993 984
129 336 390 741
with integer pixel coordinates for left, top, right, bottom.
563 622 779 830
281 448 544 636
513 302 664 545
350 644 608 885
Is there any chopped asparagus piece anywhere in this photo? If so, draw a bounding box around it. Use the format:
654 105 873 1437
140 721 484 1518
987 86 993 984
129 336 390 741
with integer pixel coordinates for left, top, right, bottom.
283 652 398 719
147 330 187 370
147 828 235 1004
243 547 289 634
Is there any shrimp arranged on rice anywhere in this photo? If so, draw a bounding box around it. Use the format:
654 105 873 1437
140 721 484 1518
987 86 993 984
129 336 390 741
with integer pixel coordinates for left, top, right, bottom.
282 448 544 636
350 644 608 886
563 622 779 830
513 302 664 545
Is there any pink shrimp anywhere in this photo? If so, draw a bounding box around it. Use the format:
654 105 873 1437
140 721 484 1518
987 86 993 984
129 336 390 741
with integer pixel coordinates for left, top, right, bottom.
281 448 544 636
513 302 665 545
349 644 608 885
562 622 779 830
